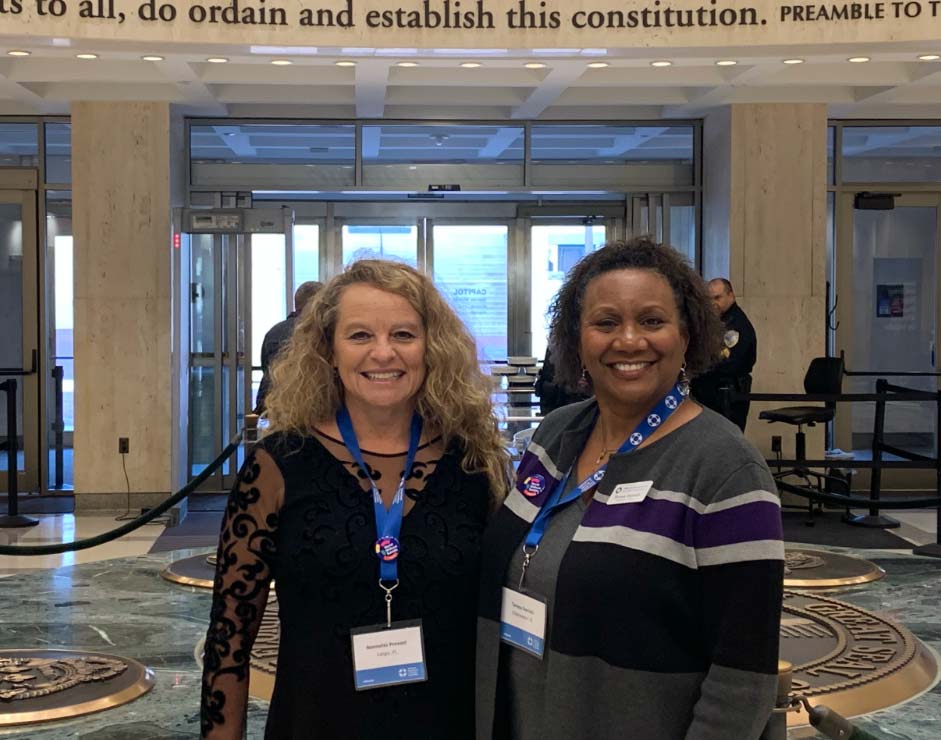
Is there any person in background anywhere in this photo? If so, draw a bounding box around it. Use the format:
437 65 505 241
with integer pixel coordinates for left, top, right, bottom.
534 347 590 415
477 238 784 740
690 277 757 431
201 260 508 740
253 280 323 414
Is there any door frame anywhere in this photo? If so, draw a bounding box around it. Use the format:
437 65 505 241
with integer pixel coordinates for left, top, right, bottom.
0 184 40 494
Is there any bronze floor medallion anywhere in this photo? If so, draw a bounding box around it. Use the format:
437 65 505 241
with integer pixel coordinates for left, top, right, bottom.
0 649 154 726
784 548 885 590
160 552 217 589
244 591 939 726
780 591 939 727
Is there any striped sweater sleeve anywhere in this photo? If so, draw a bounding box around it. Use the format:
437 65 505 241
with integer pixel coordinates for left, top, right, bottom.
685 462 785 740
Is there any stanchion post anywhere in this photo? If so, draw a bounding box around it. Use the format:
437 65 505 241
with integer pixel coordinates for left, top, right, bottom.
0 378 38 529
844 378 899 528
913 388 941 558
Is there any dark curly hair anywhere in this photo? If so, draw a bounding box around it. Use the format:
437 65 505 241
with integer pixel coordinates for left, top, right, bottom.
547 237 724 391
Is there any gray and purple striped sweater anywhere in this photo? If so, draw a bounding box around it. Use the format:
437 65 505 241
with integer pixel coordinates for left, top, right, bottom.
477 400 784 740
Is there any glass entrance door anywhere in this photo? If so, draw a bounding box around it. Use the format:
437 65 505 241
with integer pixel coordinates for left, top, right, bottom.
431 222 511 362
0 189 39 493
836 193 940 484
183 209 291 490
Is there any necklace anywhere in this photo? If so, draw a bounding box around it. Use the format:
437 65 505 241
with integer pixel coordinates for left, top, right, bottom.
595 415 616 465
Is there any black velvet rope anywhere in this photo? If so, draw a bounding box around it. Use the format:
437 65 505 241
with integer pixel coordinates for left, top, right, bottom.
0 435 241 556
777 479 941 510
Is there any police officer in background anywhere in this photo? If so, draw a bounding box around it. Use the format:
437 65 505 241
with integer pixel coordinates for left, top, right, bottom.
254 280 323 414
691 278 757 431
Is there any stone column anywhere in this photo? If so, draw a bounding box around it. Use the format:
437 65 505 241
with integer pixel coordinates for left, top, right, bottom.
72 102 172 506
703 103 828 456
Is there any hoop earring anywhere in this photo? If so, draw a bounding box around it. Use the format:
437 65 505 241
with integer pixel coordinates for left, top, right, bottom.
678 362 690 396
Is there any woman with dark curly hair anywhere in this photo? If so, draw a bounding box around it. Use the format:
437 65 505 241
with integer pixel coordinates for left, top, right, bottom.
201 260 508 740
477 238 784 740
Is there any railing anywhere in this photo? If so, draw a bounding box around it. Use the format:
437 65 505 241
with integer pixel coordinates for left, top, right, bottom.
724 379 941 557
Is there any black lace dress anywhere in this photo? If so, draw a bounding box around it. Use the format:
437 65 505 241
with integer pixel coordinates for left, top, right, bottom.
200 430 491 740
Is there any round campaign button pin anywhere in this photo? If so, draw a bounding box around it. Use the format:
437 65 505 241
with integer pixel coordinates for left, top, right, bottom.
522 474 545 498
375 536 400 562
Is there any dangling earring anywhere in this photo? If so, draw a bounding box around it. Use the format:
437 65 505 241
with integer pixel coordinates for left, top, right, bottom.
577 366 591 390
678 362 690 396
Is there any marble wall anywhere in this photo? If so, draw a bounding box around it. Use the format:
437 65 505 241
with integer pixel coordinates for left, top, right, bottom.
72 102 173 503
704 103 829 457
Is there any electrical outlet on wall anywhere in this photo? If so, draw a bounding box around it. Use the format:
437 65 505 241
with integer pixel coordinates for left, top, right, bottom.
118 437 129 454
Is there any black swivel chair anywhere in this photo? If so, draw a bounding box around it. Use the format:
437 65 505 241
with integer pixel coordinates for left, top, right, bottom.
759 357 848 511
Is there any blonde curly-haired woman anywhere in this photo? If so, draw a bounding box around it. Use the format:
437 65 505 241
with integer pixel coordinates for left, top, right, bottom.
201 260 508 740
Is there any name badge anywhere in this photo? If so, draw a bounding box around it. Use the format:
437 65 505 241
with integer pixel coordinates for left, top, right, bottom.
350 619 427 690
500 587 547 659
606 480 653 505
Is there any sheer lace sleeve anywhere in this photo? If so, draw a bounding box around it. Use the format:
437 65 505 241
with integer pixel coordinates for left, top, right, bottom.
200 448 283 739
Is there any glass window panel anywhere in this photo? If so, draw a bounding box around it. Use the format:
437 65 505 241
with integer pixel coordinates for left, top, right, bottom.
45 122 71 183
293 224 320 292
251 234 287 370
189 366 215 476
46 192 72 488
0 203 24 473
849 205 937 456
190 234 216 355
531 125 693 163
0 122 38 167
190 123 355 164
432 225 508 362
669 203 696 266
826 126 834 186
342 225 418 267
530 224 606 360
362 124 524 163
842 126 941 182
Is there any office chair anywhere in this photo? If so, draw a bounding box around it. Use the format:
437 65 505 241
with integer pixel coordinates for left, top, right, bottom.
759 356 849 513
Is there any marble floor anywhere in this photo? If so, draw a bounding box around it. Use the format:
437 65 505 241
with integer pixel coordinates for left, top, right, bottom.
0 511 938 739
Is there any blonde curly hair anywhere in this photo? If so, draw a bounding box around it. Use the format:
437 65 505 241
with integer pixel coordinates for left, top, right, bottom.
265 259 509 502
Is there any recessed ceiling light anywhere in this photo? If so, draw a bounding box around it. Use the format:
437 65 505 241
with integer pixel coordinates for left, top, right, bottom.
587 61 609 68
7 50 30 57
918 54 941 61
396 61 418 67
783 58 805 65
848 56 870 63
141 55 164 62
525 62 547 69
460 62 481 68
76 53 98 60
335 60 356 67
271 59 292 65
716 60 737 66
650 60 672 67
207 57 229 64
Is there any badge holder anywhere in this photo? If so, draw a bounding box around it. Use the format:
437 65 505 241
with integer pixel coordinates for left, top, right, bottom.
500 544 548 659
351 614 428 691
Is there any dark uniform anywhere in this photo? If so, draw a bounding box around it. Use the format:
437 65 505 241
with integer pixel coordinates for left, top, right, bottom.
691 301 757 431
253 311 298 414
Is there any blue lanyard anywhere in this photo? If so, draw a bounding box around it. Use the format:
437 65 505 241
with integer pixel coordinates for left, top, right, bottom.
336 407 423 585
523 383 687 554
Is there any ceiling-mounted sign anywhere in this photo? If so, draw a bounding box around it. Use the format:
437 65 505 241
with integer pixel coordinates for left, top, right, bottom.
6 0 941 48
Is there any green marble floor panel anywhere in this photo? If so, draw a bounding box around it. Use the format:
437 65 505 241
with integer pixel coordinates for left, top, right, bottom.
0 548 938 738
